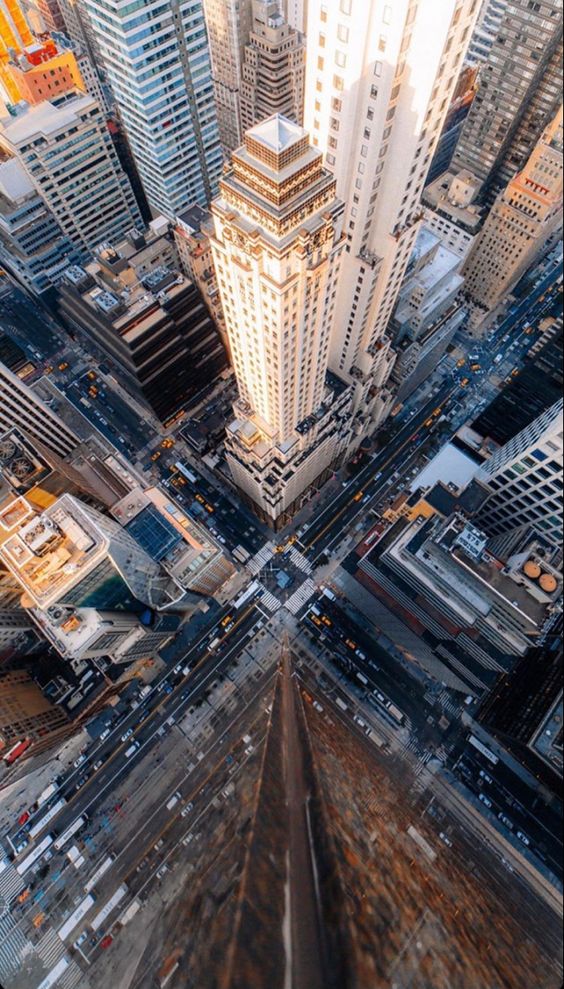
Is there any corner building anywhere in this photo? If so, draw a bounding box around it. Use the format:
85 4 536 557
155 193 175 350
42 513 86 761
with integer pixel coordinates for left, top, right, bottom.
304 0 480 437
210 115 352 529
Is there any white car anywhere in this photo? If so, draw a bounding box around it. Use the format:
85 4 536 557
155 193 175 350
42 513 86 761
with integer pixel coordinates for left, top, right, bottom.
312 701 324 713
120 728 133 743
479 793 492 809
73 753 87 768
516 831 530 847
74 931 88 948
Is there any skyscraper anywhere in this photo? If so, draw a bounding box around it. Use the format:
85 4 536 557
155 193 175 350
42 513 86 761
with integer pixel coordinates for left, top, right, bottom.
0 91 141 255
452 0 563 202
476 399 563 550
0 490 184 663
463 107 563 310
0 361 79 456
58 241 227 424
304 0 480 434
240 0 305 132
283 0 308 34
0 669 71 758
0 155 81 295
210 115 352 527
465 0 508 66
84 0 223 218
203 0 253 156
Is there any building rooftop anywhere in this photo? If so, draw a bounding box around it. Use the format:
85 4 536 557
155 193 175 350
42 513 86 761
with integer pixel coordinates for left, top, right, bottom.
247 114 306 154
0 493 105 608
176 204 210 234
408 442 482 494
0 155 34 201
0 91 94 146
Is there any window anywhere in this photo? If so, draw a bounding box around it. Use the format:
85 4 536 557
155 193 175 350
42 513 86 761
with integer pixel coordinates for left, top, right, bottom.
378 35 387 52
332 97 342 112
333 75 344 91
337 24 350 43
374 60 383 77
335 51 347 68
320 5 328 22
319 33 326 48
340 0 352 13
318 56 325 70
383 4 392 23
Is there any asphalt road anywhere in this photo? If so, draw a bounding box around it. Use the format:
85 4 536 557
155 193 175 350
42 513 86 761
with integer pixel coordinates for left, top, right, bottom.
3 599 277 961
160 461 265 557
451 742 563 882
7 594 266 854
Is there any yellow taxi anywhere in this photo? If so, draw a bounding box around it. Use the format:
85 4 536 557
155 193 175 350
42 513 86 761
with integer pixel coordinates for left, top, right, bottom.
345 639 356 651
460 377 470 387
456 358 466 368
353 490 364 502
150 450 161 462
58 361 69 371
87 370 97 380
161 438 175 449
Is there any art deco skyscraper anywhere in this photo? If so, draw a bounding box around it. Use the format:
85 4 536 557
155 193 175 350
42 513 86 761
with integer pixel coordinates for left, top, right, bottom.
452 0 563 202
210 115 352 528
240 0 305 133
463 106 563 310
203 0 253 156
83 0 223 218
304 0 480 433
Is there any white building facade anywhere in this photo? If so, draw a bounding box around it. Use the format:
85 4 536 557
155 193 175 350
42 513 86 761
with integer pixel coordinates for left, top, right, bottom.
477 399 563 549
83 0 223 218
0 362 79 457
0 91 141 255
210 115 352 528
303 0 481 439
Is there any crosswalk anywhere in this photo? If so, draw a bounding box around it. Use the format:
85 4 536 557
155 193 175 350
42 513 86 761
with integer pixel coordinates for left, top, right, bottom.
60 963 83 989
285 578 317 615
438 689 461 719
0 913 30 986
259 588 282 613
0 862 25 903
288 547 313 575
247 541 276 575
36 929 64 968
